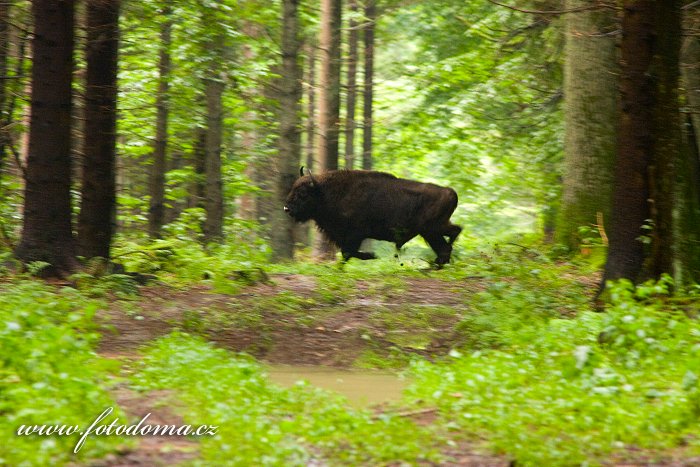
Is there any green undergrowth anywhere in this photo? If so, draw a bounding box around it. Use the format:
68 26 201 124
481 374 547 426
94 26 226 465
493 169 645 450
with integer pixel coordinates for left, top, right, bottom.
405 276 700 465
133 333 440 466
0 281 125 466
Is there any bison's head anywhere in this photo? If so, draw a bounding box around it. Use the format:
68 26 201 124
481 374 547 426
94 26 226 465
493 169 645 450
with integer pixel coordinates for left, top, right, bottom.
284 171 320 222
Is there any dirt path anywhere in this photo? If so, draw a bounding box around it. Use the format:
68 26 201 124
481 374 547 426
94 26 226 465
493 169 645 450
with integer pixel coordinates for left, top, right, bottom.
94 273 507 466
97 274 484 366
92 387 199 467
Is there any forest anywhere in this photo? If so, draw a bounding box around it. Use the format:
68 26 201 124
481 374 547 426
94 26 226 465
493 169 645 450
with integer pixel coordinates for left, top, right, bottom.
2 0 700 465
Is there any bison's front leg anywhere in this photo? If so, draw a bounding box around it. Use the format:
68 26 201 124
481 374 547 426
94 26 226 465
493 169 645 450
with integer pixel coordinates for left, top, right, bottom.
422 232 452 268
341 237 376 262
341 249 377 261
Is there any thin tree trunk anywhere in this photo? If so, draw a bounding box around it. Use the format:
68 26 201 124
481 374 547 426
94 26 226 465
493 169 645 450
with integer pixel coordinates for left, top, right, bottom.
78 0 120 259
271 0 303 261
316 0 342 172
148 6 171 238
15 0 78 274
0 0 11 171
556 0 617 251
192 125 206 209
362 0 375 170
306 43 316 170
202 54 225 243
164 149 183 223
344 0 358 170
313 0 342 259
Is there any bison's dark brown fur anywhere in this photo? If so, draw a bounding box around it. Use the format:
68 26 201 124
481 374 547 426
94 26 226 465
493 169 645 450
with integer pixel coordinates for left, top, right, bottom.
284 169 462 266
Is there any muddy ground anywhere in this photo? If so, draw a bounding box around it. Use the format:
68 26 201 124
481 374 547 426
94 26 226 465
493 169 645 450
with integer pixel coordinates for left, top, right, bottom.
94 273 511 466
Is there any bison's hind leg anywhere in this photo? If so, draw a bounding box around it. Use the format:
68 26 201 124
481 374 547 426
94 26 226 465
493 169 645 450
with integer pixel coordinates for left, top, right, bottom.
444 224 462 245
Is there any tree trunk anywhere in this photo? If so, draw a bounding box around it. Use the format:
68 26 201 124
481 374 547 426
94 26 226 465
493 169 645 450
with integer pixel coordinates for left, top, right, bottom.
191 125 206 209
148 6 171 239
679 6 700 281
362 0 375 170
556 0 617 250
202 35 225 243
271 0 303 261
602 1 682 285
15 0 78 274
0 0 11 171
306 43 316 170
344 0 358 169
78 0 120 259
313 0 342 259
647 0 681 280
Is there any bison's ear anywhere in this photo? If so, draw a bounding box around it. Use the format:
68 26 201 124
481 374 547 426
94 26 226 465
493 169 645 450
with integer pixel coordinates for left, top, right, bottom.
300 166 305 177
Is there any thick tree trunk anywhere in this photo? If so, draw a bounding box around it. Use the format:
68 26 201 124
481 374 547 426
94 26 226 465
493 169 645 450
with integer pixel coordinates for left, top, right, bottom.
344 0 358 170
556 0 617 250
148 7 171 238
603 1 682 285
680 7 700 281
15 0 78 274
313 0 342 259
78 0 120 259
202 36 225 243
271 0 303 261
362 0 375 170
647 0 681 280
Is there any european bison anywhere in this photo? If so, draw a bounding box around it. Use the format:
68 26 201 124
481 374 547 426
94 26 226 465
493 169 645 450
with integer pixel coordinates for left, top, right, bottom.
284 168 462 266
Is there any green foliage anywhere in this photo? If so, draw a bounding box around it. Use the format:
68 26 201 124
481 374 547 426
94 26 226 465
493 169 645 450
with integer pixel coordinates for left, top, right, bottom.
111 222 269 291
134 333 440 465
376 1 563 240
0 281 124 465
405 276 700 465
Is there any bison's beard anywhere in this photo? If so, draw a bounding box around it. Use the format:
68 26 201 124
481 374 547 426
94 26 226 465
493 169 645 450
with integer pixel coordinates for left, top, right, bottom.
286 208 313 223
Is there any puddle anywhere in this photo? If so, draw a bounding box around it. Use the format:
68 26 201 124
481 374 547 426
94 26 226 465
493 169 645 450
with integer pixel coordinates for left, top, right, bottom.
266 365 407 408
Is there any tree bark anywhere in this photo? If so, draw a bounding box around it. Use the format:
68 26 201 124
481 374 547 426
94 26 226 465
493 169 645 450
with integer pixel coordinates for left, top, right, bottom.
344 0 358 170
148 6 171 238
78 0 120 259
0 0 11 171
647 0 681 280
679 5 700 281
202 34 225 243
313 0 342 259
306 43 316 170
602 0 682 285
316 0 342 172
556 0 617 250
15 0 78 274
271 0 303 261
362 0 375 170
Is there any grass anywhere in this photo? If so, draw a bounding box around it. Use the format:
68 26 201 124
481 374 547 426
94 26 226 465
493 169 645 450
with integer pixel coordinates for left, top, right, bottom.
0 280 126 466
132 333 441 466
404 277 700 465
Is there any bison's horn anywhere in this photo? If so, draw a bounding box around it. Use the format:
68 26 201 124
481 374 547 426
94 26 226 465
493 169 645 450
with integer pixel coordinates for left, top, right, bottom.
300 166 305 177
308 169 318 187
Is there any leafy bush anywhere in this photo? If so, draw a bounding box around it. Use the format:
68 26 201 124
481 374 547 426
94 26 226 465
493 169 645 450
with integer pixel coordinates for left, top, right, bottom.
0 281 124 465
405 278 700 465
134 333 440 465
